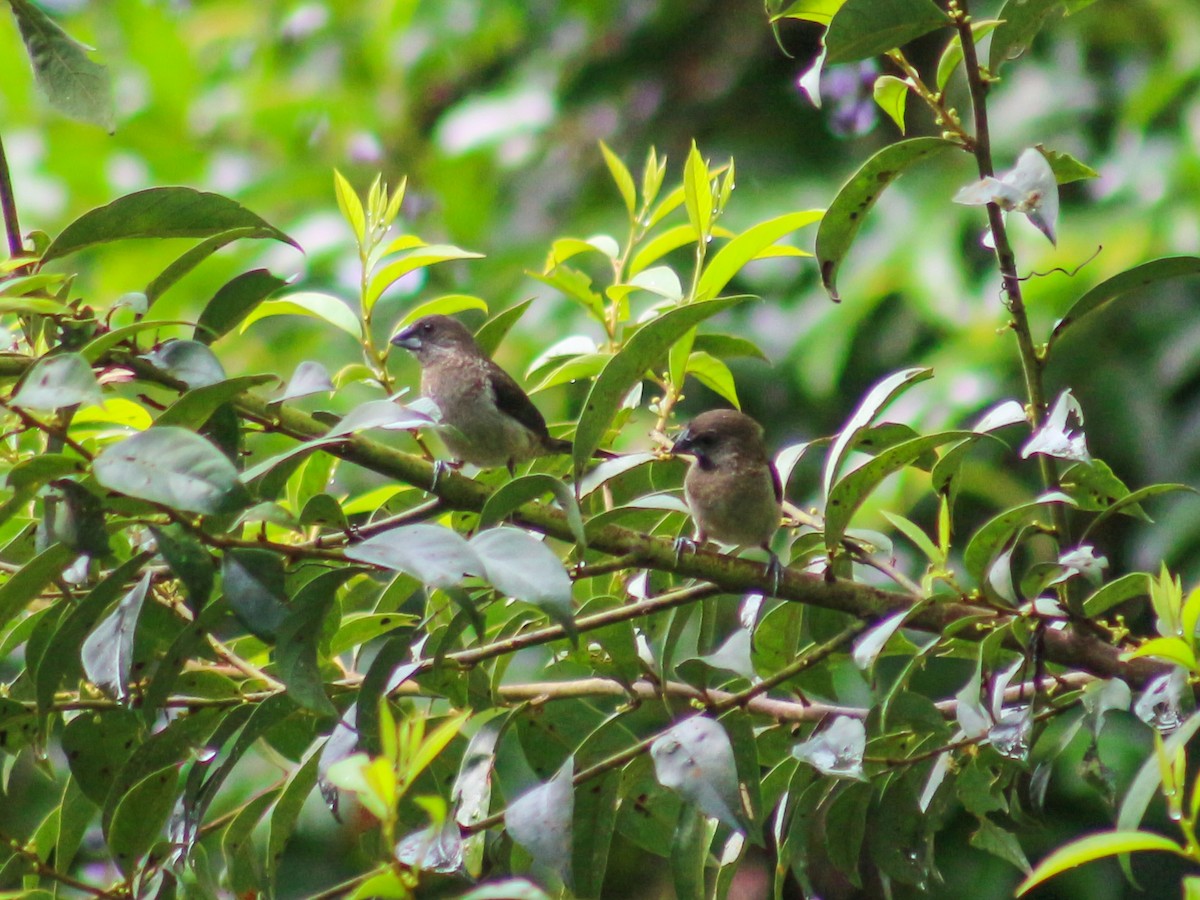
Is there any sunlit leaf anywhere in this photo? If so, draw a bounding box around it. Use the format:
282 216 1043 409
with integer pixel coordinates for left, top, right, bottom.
824 0 948 64
1017 831 1186 896
872 75 908 132
241 292 363 340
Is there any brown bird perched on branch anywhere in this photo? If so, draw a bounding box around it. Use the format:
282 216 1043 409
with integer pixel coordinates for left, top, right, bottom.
671 409 784 589
391 314 571 473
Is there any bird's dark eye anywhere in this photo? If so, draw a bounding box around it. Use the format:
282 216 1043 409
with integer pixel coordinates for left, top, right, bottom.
420 321 434 333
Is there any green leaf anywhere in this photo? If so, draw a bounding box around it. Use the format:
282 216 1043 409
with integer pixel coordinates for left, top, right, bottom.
105 765 180 874
971 816 1031 874
881 511 941 564
267 749 322 881
146 528 209 617
12 352 101 410
683 143 714 238
396 294 489 330
824 0 949 64
1049 258 1200 351
240 291 363 340
156 374 277 430
276 569 352 716
333 170 366 245
94 426 250 515
573 295 750 470
815 138 956 299
80 318 195 363
826 431 973 557
691 333 769 362
772 0 846 25
366 244 484 311
685 351 740 408
935 20 1002 90
479 474 586 548
823 366 933 496
695 210 822 301
475 299 533 357
1121 636 1197 670
6 453 84 492
872 75 909 133
9 0 114 131
1017 831 1186 896
223 548 290 642
670 807 708 900
629 224 698 277
62 709 144 804
195 269 288 344
990 0 1065 75
42 187 296 262
0 543 73 635
1040 146 1099 184
599 141 637 217
963 493 1075 581
144 228 265 308
1083 572 1150 617
1081 483 1196 541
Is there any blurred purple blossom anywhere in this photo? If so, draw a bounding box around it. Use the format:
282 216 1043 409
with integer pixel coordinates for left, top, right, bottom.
798 58 880 138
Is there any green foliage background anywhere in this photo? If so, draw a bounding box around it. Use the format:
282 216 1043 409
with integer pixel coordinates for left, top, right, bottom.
3 0 1200 897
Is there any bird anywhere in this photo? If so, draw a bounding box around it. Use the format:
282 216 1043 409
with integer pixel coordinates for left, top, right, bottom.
390 314 572 473
671 408 784 590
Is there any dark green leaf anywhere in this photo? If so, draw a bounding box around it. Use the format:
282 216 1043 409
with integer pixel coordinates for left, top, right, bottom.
62 709 144 805
0 543 73 634
479 474 586 548
0 698 39 756
691 333 769 362
222 548 289 642
574 296 750 470
9 0 114 131
195 269 288 344
1083 572 1151 617
12 352 101 410
476 299 534 357
971 816 1031 873
149 525 214 614
106 765 180 874
93 426 250 515
43 187 297 263
826 431 973 555
670 806 707 900
989 0 1064 74
6 454 84 492
825 0 949 64
145 227 266 307
156 375 276 430
816 139 956 299
963 493 1074 581
1049 257 1200 351
823 367 933 496
277 568 355 716
267 749 322 880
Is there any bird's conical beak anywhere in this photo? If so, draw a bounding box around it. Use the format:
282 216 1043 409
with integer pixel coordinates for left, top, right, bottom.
670 429 694 455
390 326 421 350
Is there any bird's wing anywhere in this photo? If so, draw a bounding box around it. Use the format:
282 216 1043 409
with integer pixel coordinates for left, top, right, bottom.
487 360 551 438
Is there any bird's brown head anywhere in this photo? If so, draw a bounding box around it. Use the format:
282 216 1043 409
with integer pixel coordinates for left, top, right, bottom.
390 314 481 364
671 409 767 470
